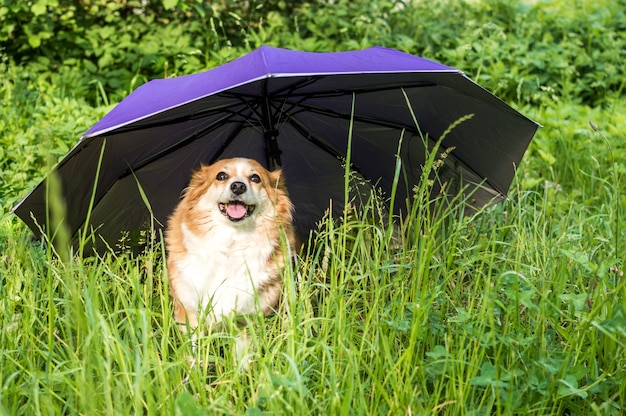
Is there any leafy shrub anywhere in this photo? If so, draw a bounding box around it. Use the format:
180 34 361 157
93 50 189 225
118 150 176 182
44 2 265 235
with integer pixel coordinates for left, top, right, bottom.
2 0 624 106
382 0 626 106
0 63 105 216
1 0 302 104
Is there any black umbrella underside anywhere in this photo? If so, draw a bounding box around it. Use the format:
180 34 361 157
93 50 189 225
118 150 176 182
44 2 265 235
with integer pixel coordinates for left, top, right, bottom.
14 72 536 251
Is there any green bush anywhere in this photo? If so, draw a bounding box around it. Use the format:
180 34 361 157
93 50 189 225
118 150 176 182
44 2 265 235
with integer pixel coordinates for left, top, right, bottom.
2 0 624 106
382 0 626 106
1 0 303 104
0 62 106 216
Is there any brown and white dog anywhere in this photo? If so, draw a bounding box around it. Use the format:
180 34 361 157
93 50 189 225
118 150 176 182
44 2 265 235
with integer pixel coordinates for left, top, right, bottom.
165 157 296 333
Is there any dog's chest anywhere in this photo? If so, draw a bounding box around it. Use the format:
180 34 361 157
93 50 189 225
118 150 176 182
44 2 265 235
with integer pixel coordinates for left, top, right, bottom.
176 223 276 316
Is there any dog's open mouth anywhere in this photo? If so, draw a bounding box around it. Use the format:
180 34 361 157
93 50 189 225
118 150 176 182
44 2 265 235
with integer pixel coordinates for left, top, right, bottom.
219 201 255 221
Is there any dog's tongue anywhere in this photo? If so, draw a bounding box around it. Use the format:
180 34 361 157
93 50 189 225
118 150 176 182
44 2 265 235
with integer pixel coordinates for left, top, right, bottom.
227 202 247 219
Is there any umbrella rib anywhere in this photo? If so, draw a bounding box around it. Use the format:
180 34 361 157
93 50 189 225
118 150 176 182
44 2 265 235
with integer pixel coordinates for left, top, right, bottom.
284 114 366 177
219 79 436 101
207 122 249 165
217 76 320 102
116 112 242 180
279 80 437 99
288 101 423 135
261 79 282 169
96 102 248 136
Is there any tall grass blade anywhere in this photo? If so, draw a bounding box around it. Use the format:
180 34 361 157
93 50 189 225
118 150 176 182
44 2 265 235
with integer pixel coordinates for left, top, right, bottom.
78 139 107 256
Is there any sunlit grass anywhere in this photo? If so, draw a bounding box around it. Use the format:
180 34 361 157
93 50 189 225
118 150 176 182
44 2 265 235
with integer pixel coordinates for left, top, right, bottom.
1 118 624 413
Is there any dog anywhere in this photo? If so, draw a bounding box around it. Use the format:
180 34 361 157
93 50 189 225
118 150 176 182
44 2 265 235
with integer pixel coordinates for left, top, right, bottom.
165 157 296 335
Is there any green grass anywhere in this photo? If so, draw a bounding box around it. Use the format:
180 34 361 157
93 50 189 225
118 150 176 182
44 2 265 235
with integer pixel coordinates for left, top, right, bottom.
1 197 624 415
1 103 625 413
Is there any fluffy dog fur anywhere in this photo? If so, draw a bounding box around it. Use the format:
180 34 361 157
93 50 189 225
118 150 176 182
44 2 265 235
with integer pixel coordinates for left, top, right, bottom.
165 157 296 331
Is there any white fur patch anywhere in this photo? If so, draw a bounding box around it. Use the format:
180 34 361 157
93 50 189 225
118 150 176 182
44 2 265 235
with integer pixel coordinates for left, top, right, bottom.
173 221 276 324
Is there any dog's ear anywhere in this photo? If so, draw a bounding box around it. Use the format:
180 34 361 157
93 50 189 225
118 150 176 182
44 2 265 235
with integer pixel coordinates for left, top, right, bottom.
267 168 294 224
189 165 211 186
185 165 213 201
269 169 288 193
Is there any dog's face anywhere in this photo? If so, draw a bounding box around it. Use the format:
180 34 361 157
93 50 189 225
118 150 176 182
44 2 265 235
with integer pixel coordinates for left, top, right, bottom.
183 158 288 229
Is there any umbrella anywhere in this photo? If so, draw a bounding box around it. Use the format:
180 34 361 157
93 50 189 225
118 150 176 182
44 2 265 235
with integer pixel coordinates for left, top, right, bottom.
13 45 539 253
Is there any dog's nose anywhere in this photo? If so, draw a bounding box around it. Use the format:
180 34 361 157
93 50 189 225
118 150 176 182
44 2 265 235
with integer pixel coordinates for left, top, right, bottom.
230 181 247 195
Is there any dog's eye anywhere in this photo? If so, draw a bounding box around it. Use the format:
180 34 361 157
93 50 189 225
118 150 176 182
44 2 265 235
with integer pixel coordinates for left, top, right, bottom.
216 172 228 181
250 174 261 184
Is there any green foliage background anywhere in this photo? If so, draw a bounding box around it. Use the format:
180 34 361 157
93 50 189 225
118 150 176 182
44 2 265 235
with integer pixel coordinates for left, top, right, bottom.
2 0 625 106
1 0 625 414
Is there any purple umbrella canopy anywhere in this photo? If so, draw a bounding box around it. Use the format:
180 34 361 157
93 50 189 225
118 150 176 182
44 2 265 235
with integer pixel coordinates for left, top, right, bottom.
13 45 539 252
